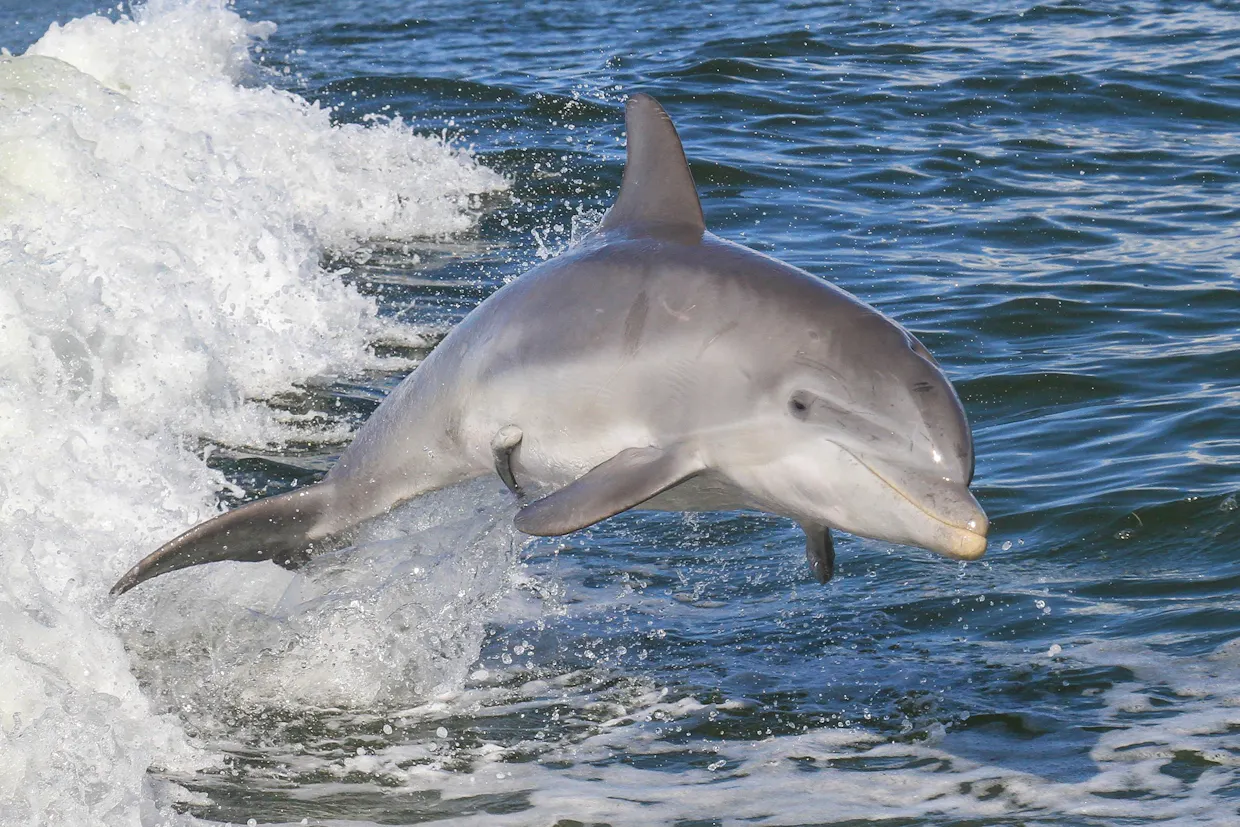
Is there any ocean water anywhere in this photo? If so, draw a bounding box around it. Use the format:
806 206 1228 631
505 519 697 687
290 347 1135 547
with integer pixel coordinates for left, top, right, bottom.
1 0 1238 824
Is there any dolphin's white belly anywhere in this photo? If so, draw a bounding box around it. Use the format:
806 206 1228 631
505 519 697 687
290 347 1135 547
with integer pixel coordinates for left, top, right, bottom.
638 473 752 513
461 361 755 516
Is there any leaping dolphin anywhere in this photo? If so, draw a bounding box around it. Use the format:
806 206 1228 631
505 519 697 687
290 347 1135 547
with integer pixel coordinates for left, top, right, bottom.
111 94 986 596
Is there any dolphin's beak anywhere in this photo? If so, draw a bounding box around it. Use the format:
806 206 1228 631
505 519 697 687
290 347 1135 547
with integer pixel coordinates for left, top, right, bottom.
937 507 988 560
903 482 988 560
853 455 989 560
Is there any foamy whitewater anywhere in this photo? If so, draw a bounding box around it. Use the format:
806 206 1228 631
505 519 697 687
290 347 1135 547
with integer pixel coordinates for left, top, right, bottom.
0 1 505 823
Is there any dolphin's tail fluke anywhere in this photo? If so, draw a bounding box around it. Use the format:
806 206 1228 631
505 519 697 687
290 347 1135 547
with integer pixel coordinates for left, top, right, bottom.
110 484 334 596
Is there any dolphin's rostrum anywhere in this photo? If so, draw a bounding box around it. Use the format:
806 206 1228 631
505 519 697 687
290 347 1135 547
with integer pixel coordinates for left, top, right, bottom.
111 94 987 597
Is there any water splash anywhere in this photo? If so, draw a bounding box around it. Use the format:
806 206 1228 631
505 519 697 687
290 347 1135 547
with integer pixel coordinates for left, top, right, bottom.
0 1 505 823
119 481 523 714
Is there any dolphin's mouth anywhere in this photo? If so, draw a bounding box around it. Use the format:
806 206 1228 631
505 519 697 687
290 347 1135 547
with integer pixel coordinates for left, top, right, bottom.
927 522 988 561
846 450 989 560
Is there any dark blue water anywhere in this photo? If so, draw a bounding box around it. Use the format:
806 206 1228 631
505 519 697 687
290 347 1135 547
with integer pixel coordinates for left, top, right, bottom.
8 0 1240 824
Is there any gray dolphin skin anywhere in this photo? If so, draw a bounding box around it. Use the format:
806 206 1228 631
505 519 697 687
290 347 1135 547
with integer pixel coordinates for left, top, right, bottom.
111 94 987 596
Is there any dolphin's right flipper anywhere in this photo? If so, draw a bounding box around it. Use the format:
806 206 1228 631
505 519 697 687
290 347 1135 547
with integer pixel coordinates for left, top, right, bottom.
515 445 703 536
110 483 333 596
491 425 524 497
801 522 835 584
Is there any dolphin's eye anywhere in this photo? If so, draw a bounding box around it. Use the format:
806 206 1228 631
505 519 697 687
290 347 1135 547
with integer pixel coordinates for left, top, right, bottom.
788 391 812 420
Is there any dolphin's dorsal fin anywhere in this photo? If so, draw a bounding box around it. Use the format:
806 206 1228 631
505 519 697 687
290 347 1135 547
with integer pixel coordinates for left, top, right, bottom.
601 94 705 235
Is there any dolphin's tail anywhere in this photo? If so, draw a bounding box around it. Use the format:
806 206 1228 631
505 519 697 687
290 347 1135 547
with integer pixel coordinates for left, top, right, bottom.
110 484 334 595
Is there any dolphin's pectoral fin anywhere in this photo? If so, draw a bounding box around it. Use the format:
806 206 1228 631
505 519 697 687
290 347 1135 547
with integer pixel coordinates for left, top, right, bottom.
801 522 835 584
110 483 333 595
491 425 525 498
515 445 704 536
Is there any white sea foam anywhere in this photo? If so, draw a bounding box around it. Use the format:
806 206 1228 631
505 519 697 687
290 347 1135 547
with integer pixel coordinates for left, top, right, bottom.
0 0 505 824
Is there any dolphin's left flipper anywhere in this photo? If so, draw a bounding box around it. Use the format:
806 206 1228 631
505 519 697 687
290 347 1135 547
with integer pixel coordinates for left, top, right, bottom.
515 445 703 536
801 522 835 584
491 425 524 497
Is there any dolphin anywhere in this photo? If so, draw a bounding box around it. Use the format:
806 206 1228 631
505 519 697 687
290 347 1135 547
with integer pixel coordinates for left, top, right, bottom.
111 94 986 596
